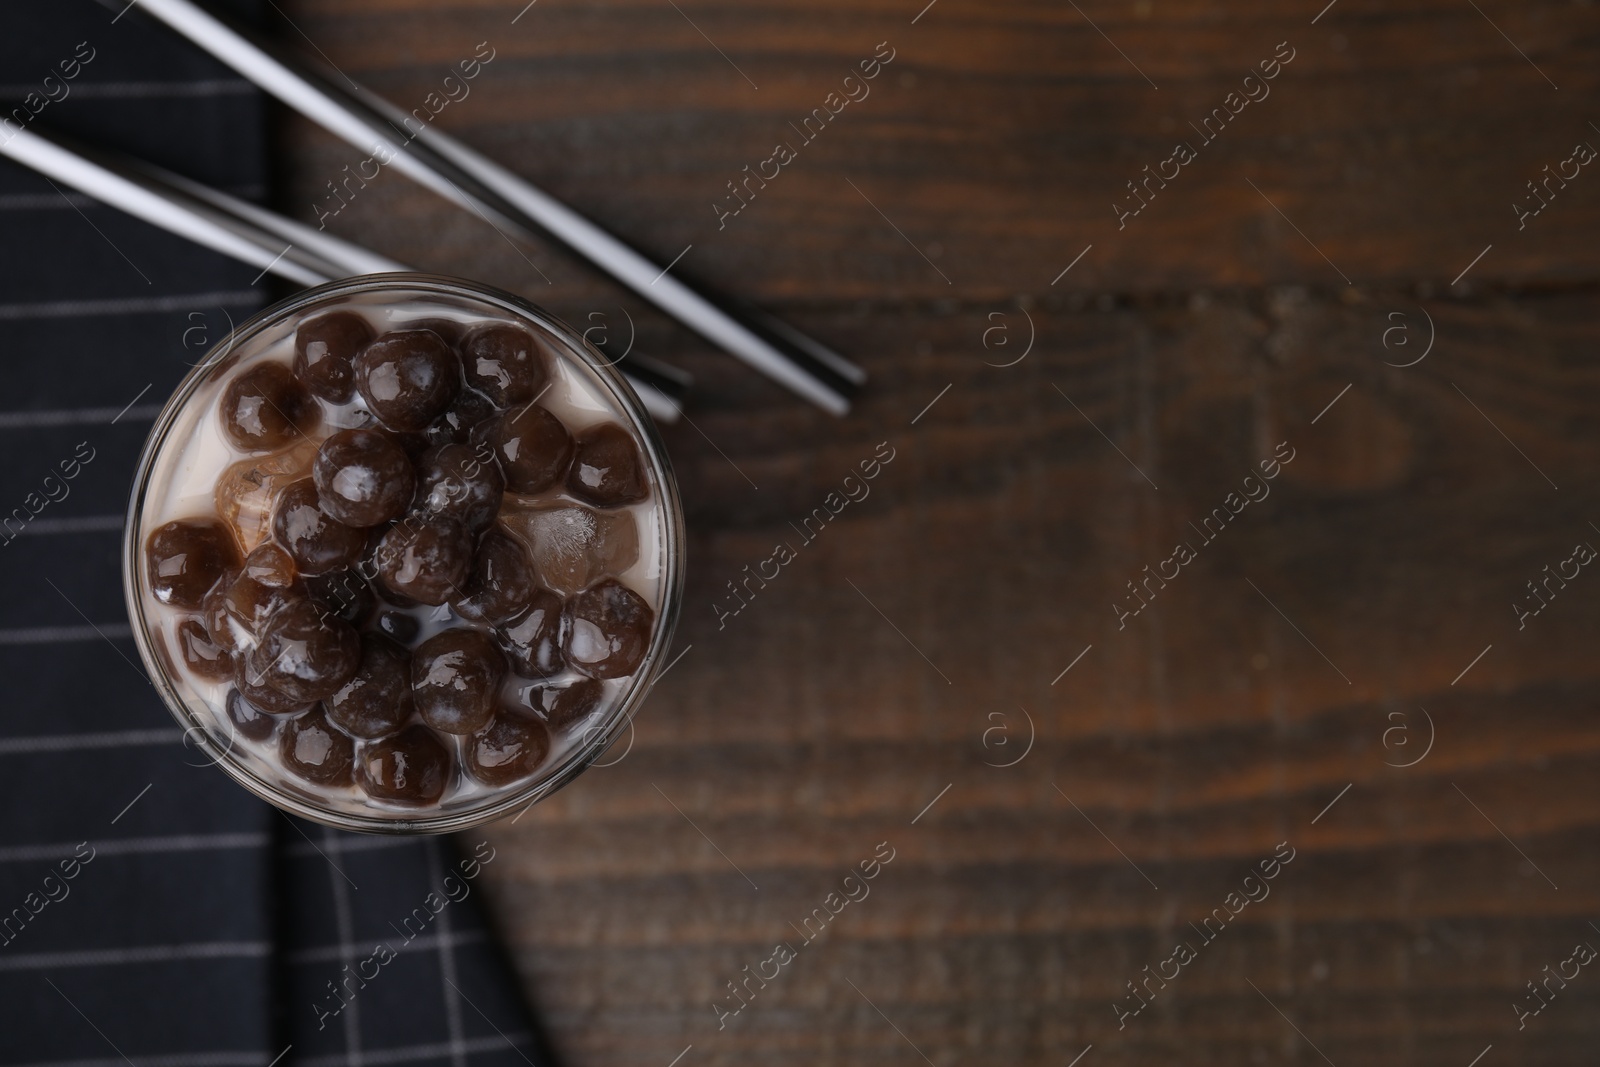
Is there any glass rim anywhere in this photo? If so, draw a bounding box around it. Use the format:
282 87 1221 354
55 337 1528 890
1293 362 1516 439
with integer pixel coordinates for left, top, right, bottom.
122 272 686 834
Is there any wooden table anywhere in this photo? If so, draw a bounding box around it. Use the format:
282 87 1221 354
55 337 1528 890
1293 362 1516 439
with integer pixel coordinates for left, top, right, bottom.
280 2 1600 1063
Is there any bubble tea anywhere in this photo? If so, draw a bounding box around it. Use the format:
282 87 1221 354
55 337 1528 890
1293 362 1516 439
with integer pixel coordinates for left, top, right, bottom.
126 277 682 831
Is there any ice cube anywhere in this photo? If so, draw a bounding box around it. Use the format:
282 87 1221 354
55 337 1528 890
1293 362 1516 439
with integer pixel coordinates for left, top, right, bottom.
499 501 638 596
214 438 319 553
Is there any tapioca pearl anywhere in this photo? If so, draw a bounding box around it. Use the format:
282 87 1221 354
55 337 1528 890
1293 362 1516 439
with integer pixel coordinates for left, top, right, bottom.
313 428 415 528
484 404 573 494
464 710 550 786
242 541 296 587
280 706 355 787
412 628 505 735
246 599 361 703
327 633 413 740
221 361 319 451
146 518 240 610
563 579 654 680
451 527 534 625
357 725 452 805
520 676 603 732
354 330 459 432
234 657 313 714
461 323 549 409
372 514 474 606
272 479 365 576
567 422 647 507
496 588 565 679
177 617 234 683
218 569 304 647
294 310 372 403
414 442 503 533
224 687 280 742
423 387 496 449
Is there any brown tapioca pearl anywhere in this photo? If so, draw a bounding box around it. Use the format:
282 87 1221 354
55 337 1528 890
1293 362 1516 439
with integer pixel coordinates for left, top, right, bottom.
521 676 603 731
451 528 535 625
272 479 365 576
220 361 320 451
372 514 473 606
327 633 413 740
375 609 419 645
496 588 565 679
313 428 415 528
412 628 505 735
218 569 303 644
293 310 373 403
464 710 550 786
234 658 313 715
354 330 459 432
484 404 573 494
208 549 300 656
407 318 465 350
247 599 361 703
242 542 296 588
413 442 504 533
567 422 647 507
176 617 234 683
304 568 374 627
423 388 496 449
461 324 549 409
280 706 354 787
146 518 241 610
224 687 280 742
356 725 451 805
563 579 653 679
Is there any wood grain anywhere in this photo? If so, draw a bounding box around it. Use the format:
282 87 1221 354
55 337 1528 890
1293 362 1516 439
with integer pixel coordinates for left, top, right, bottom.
278 1 1600 1063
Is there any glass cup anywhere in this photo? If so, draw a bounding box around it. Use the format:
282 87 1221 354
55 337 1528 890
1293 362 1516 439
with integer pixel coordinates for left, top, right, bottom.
123 274 684 833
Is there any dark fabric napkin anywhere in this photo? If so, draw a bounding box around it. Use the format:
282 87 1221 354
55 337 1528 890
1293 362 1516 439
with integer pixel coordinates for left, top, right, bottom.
0 4 555 1064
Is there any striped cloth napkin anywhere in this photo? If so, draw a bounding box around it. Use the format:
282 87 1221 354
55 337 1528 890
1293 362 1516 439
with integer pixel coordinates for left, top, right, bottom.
0 3 554 1064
